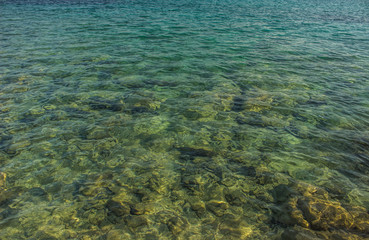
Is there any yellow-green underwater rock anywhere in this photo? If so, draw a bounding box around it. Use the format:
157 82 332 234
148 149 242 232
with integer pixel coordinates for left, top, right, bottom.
272 182 369 239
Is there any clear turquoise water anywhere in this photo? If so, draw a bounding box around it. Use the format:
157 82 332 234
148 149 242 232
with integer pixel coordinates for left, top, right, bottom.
1 0 369 239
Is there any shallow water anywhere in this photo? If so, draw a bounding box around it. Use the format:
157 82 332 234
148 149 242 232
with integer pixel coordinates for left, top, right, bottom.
1 0 369 239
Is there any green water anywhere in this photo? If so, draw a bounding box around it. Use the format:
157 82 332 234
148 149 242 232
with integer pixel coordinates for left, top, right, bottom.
1 0 369 239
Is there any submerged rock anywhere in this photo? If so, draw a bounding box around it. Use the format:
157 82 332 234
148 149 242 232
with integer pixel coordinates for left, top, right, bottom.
183 105 217 121
124 215 148 228
154 211 188 237
83 208 107 225
166 216 188 236
297 197 367 231
271 182 369 236
281 227 323 240
124 91 162 113
86 127 110 140
130 203 148 215
133 116 169 135
280 225 369 240
178 147 215 160
224 189 247 206
190 199 206 218
206 200 229 217
88 96 123 112
148 173 168 195
244 90 273 113
221 213 242 228
235 112 265 127
232 95 246 112
219 214 253 240
238 166 257 177
182 174 207 195
45 181 63 194
272 184 295 204
106 200 130 217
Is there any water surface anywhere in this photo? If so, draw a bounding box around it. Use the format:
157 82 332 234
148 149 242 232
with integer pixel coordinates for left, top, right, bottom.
1 0 369 239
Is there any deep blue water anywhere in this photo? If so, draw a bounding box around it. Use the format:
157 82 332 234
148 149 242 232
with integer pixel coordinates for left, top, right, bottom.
1 0 369 239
